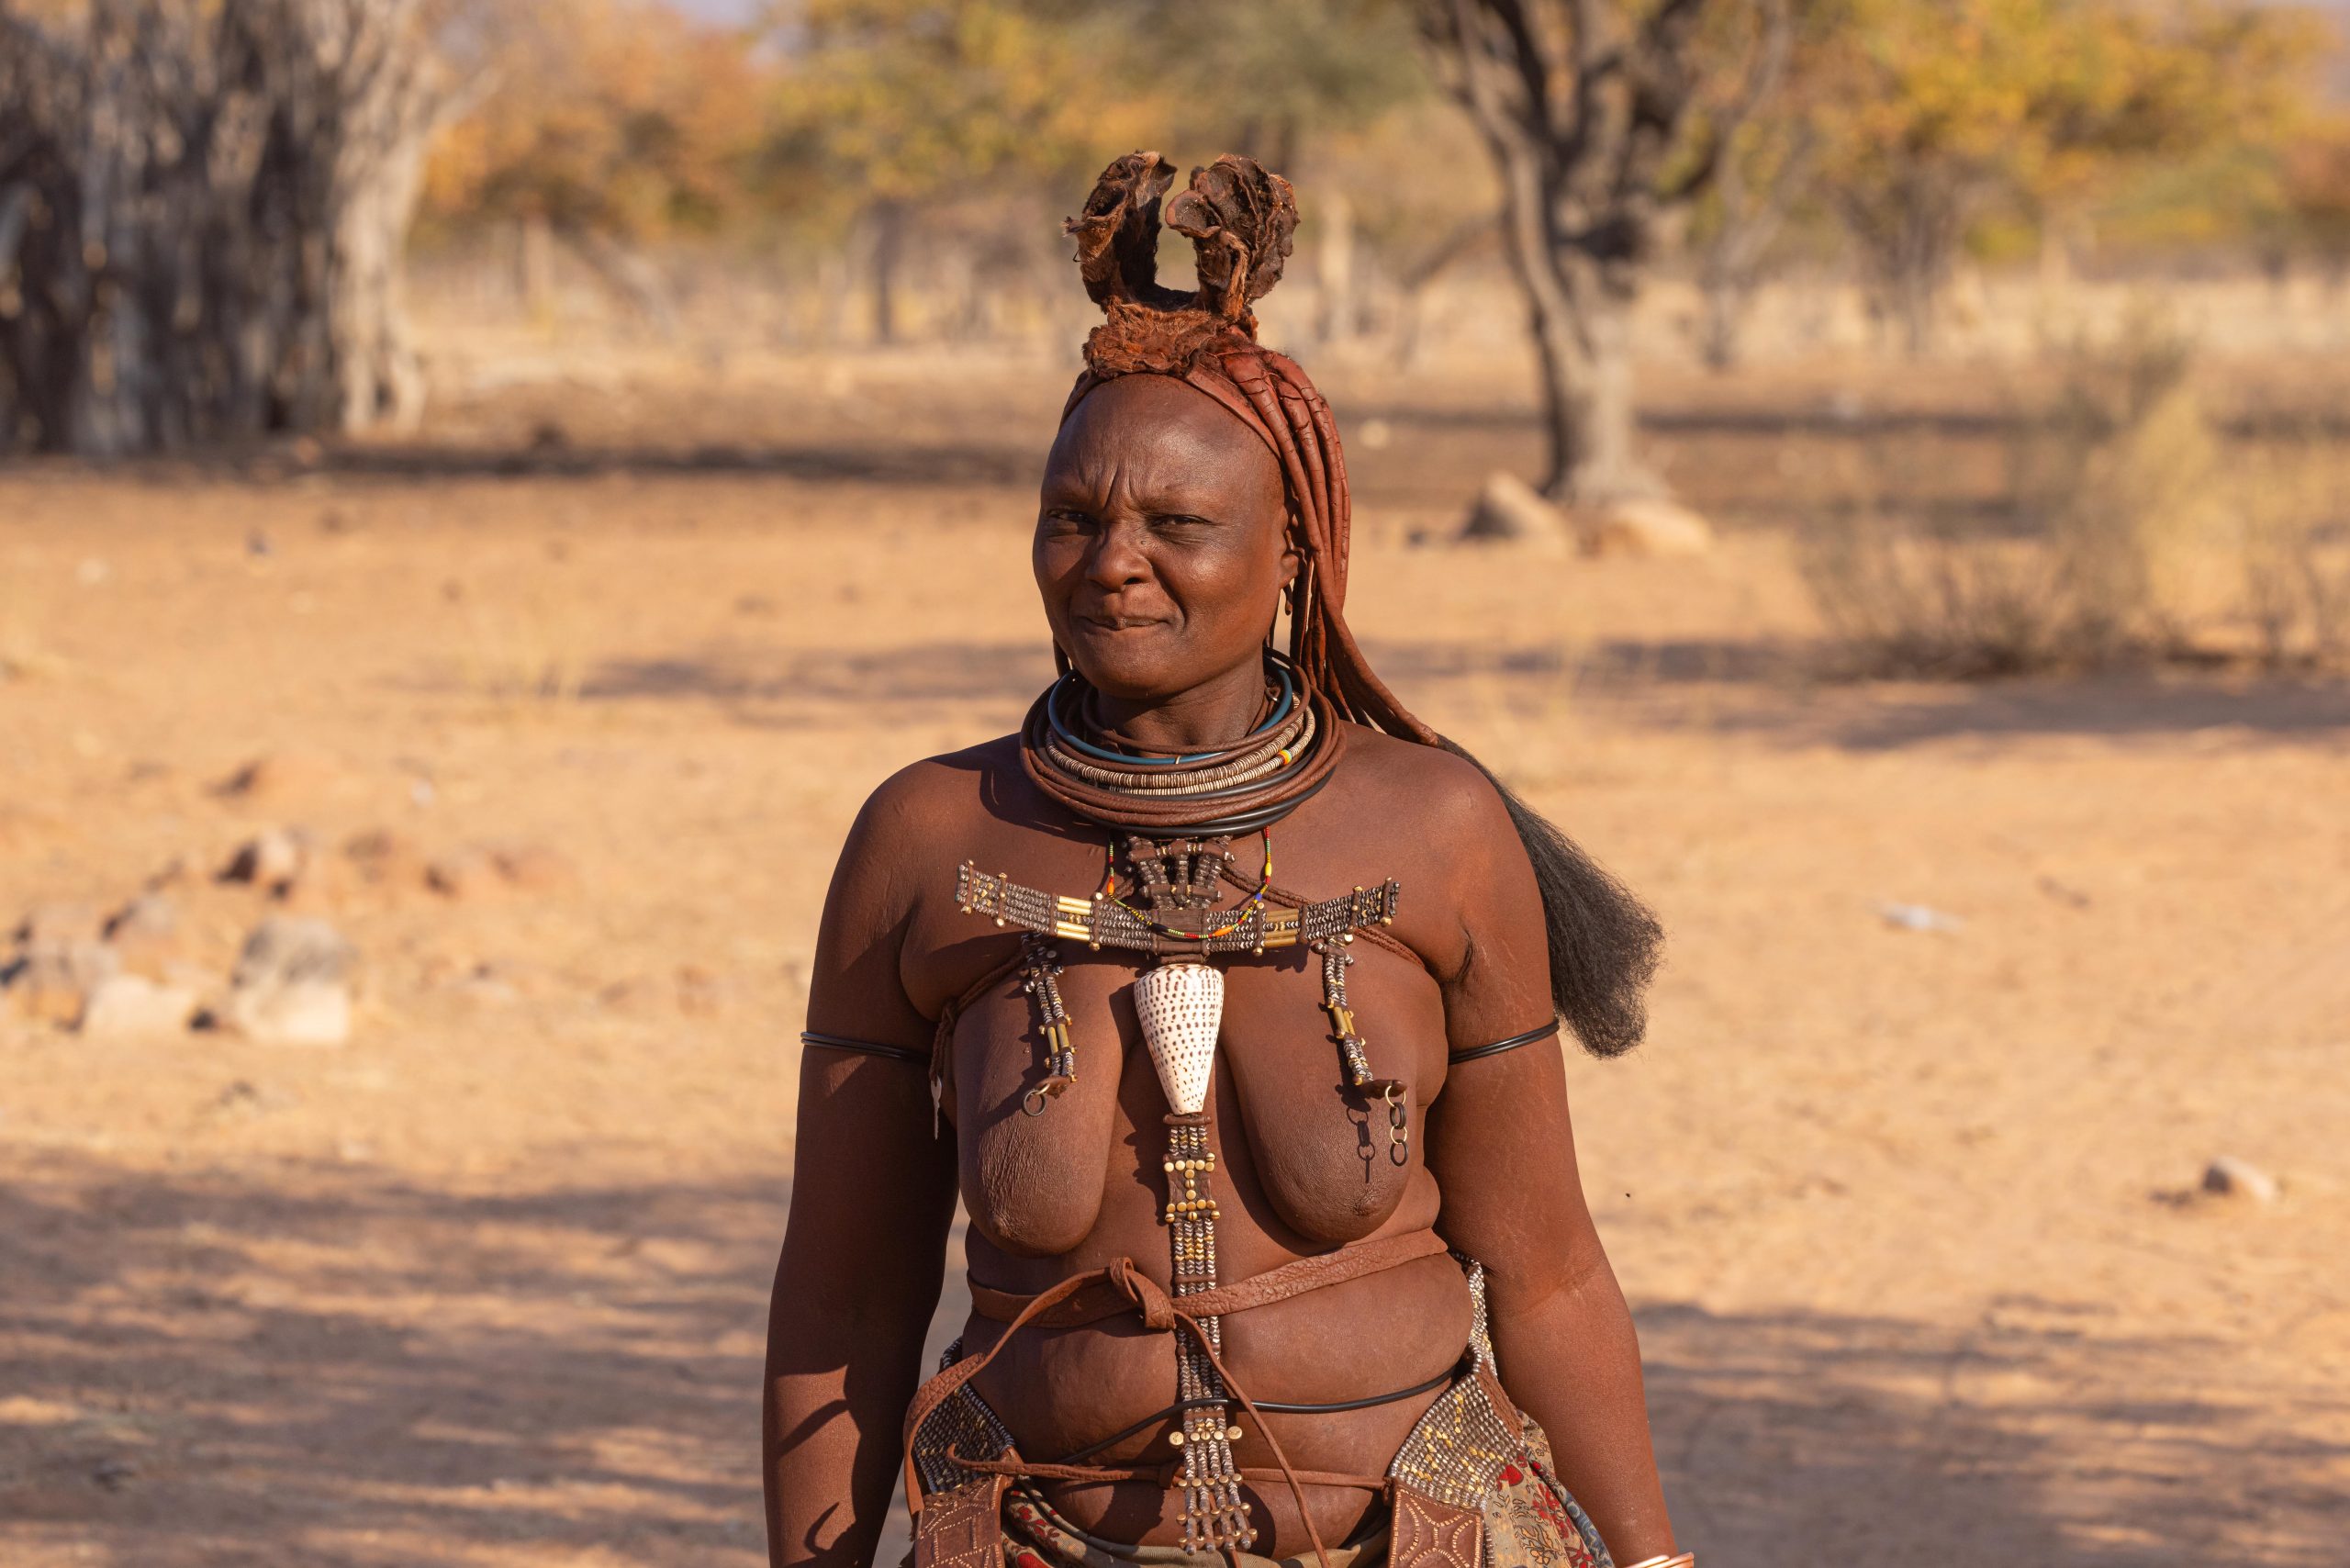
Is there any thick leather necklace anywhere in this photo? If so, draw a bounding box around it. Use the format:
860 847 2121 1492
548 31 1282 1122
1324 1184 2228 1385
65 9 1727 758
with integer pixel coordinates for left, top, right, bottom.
1020 650 1346 837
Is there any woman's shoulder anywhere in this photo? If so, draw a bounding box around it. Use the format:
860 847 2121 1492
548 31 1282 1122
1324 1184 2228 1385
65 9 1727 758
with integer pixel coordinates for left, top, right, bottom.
860 733 1023 806
1331 722 1515 847
838 734 1063 876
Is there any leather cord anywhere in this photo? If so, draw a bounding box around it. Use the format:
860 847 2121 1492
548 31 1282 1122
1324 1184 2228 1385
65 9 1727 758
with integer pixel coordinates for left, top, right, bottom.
901 1259 1337 1568
966 1228 1449 1329
1047 1356 1466 1465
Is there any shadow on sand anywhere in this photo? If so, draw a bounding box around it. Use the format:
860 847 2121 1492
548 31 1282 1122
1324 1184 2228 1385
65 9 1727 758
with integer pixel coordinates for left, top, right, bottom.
4 1156 2341 1566
524 638 2350 753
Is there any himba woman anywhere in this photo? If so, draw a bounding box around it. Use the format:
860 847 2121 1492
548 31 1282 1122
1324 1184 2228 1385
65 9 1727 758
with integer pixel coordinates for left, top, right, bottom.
765 152 1688 1568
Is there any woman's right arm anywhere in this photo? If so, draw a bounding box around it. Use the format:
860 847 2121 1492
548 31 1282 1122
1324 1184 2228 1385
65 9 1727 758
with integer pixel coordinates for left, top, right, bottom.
764 781 960 1568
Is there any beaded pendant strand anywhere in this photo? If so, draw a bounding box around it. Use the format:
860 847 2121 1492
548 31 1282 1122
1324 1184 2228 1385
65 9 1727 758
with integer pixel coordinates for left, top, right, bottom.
954 834 1405 1553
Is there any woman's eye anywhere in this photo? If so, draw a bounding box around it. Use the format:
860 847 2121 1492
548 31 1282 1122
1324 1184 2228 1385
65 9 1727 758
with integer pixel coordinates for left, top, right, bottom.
1151 513 1214 531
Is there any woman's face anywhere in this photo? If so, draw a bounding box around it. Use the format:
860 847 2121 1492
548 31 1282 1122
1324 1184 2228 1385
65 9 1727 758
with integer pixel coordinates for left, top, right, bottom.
1034 375 1296 703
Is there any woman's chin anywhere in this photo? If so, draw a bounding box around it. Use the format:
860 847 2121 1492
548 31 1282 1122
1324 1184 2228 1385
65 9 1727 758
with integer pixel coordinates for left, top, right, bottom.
1071 665 1186 703
1063 638 1190 700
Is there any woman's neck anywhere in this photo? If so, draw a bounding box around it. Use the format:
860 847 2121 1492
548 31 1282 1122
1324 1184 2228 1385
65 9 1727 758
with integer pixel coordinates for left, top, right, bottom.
1087 657 1266 754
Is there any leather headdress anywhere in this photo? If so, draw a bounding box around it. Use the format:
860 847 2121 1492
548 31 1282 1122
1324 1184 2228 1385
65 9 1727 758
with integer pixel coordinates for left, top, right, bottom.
1059 151 1440 750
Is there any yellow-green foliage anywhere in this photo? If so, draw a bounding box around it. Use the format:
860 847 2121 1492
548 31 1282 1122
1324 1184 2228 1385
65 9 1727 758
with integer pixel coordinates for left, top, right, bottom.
420 0 770 241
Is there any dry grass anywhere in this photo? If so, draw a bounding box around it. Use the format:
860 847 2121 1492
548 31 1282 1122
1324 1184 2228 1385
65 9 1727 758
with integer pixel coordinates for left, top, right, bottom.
2233 438 2350 668
453 582 589 706
1800 317 2229 677
0 576 69 685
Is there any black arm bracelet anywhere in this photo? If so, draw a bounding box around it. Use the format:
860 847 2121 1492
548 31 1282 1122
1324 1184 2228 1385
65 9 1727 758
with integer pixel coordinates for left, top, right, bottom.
800 1031 930 1066
1448 1019 1561 1064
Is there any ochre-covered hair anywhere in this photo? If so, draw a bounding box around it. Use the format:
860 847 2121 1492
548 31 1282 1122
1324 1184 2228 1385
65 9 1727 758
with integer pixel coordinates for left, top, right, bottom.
1058 151 1663 1058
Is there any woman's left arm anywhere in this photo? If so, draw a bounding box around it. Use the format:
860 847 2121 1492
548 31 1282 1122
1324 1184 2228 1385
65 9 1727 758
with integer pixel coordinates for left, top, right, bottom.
1421 770 1679 1562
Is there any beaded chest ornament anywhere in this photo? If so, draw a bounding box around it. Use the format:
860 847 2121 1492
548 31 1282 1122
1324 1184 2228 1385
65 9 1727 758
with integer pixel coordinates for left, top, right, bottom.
955 832 1404 1551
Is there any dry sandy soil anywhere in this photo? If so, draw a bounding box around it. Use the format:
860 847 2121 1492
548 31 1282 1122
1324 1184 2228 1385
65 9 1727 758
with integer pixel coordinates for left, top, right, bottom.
3 343 2346 1566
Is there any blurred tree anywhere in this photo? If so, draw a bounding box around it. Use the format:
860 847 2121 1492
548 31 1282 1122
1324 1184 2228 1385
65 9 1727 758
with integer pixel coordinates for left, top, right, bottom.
424 0 767 241
2279 118 2350 279
764 0 1152 342
1102 0 1436 345
0 0 453 454
420 0 769 322
1420 0 1789 503
1109 0 1431 172
1685 0 1832 370
763 0 1439 344
1813 0 2322 354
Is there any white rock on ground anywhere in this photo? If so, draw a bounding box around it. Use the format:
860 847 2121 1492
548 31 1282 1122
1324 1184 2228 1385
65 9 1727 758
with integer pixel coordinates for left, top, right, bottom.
4 935 120 1026
2202 1156 2279 1204
77 974 201 1038
102 892 181 975
15 902 100 946
222 916 355 1046
219 827 314 890
1584 497 1717 559
1457 472 1573 554
425 846 501 902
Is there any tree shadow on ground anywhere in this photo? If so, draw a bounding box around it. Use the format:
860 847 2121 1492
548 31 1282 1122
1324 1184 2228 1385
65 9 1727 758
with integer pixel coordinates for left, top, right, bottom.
1347 400 2350 444
576 642 1056 710
1699 672 2350 750
1639 1300 2349 1567
3 1155 2341 1567
317 440 1040 487
431 639 2350 752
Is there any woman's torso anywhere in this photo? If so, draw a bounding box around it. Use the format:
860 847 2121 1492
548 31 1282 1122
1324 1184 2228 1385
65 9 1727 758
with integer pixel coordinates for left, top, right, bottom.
898 736 1480 1551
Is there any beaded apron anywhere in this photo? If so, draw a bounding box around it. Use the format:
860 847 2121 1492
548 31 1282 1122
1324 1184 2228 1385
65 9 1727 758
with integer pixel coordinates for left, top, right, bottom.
908 1254 1615 1568
953 837 1404 1552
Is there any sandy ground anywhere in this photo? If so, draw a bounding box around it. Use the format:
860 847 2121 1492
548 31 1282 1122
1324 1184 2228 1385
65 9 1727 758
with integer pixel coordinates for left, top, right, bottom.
3 346 2347 1566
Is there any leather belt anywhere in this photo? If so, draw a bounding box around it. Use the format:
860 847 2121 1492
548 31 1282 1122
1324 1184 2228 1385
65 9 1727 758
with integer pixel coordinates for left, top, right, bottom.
965 1228 1451 1330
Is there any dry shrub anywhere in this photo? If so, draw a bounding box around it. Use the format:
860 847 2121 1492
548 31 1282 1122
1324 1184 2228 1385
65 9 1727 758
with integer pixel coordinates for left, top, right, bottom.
0 580 66 684
2232 441 2350 669
1802 315 2218 677
456 588 588 705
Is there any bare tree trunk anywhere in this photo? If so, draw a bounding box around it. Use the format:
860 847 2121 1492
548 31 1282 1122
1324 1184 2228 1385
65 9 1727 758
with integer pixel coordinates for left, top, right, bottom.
1697 269 1745 371
563 226 679 334
516 214 555 317
0 0 447 456
865 198 906 346
1425 0 1785 504
1695 129 1810 373
1509 215 1654 500
1387 212 1494 371
1315 189 1356 346
1840 167 1969 360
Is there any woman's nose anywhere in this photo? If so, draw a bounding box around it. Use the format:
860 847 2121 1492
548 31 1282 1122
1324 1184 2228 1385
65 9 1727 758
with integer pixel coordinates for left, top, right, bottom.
1084 519 1151 589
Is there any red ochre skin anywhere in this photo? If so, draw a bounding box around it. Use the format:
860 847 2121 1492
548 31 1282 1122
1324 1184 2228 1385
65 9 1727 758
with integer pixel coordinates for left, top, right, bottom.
763 377 1678 1566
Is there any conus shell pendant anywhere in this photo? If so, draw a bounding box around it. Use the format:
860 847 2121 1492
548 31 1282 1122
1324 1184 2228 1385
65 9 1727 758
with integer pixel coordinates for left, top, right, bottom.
1132 961 1224 1115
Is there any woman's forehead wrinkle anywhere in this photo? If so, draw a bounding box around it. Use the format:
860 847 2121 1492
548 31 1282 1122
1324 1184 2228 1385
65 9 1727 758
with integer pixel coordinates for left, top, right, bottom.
1127 406 1279 514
